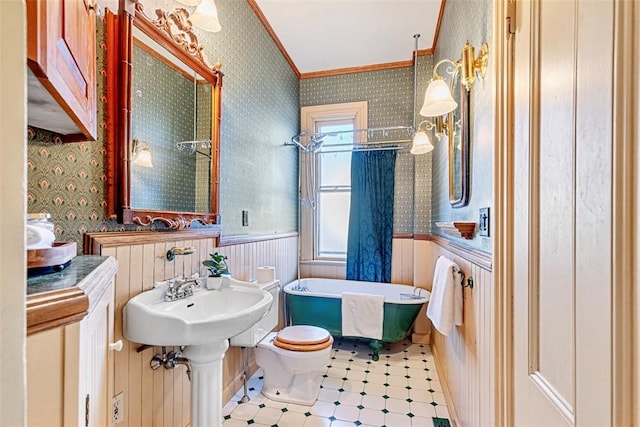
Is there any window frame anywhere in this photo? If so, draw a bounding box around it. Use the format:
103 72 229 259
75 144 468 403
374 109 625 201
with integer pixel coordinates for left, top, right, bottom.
299 101 368 263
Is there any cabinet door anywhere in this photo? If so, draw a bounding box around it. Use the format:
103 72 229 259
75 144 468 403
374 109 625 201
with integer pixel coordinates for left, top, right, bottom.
27 327 69 427
27 0 97 141
77 282 115 427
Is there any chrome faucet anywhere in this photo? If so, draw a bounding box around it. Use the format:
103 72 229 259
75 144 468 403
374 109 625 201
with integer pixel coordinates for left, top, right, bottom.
164 277 199 302
177 281 196 297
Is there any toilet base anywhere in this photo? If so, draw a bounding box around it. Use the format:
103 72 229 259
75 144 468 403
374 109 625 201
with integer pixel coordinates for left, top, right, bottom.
260 371 323 406
255 330 332 406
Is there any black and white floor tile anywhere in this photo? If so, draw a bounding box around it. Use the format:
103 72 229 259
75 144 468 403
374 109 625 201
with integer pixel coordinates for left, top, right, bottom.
223 338 451 427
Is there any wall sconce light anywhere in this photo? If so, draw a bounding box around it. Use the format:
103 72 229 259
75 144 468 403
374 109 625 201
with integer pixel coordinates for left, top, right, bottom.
132 138 154 168
410 117 447 155
176 0 222 33
420 41 489 117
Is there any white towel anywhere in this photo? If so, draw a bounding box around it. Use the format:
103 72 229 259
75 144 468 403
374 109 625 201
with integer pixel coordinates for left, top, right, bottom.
426 256 463 336
26 223 56 249
341 292 384 340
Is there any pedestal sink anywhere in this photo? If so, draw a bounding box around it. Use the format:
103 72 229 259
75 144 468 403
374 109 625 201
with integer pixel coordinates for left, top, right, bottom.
123 279 272 427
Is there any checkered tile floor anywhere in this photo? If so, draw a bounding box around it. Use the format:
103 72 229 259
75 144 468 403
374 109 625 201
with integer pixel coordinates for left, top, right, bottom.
223 338 451 427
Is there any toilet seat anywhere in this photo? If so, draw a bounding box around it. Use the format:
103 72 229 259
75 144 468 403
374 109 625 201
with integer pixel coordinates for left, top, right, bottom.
273 325 333 352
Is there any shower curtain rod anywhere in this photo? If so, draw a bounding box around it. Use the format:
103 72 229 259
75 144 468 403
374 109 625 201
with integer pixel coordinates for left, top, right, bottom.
287 125 415 153
314 139 413 154
288 34 424 155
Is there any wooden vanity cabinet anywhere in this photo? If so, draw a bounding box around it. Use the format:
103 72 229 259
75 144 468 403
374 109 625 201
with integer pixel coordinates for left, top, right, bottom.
27 280 115 427
26 0 97 141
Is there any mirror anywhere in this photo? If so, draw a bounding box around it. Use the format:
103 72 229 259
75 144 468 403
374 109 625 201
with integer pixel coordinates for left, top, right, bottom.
447 69 470 208
105 4 222 229
131 36 212 212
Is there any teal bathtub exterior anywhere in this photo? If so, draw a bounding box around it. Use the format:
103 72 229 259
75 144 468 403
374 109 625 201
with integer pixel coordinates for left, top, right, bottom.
283 278 430 360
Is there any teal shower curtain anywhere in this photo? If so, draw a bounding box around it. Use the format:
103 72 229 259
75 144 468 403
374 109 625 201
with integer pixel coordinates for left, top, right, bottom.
346 150 396 283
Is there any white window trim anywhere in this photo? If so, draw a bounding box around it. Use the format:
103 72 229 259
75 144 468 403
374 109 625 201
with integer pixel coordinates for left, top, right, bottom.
299 101 368 263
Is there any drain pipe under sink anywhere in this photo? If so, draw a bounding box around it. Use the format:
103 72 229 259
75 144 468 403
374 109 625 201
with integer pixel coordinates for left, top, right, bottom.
239 346 250 403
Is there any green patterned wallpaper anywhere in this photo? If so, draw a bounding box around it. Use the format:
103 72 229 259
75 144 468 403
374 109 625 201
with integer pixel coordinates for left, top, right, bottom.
198 0 300 236
27 0 300 251
300 54 433 235
28 0 488 252
431 0 493 253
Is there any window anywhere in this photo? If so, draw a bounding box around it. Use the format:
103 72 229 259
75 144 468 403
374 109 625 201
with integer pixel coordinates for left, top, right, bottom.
299 102 368 262
316 120 353 258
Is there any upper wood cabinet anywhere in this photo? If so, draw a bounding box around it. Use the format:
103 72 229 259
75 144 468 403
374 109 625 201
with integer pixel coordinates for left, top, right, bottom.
27 0 97 141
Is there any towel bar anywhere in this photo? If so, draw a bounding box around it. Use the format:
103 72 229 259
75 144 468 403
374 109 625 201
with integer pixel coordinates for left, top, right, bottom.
451 266 474 289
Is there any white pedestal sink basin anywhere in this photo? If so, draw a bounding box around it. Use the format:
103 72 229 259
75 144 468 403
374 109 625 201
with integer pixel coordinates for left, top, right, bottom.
123 279 272 427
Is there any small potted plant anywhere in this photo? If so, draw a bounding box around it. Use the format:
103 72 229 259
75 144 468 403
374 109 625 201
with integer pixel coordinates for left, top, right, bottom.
202 252 230 290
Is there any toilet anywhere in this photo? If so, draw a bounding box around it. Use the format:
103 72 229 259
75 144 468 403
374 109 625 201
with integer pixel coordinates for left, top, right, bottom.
229 279 333 406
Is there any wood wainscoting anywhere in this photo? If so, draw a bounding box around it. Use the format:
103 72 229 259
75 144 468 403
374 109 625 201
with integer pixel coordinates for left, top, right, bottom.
85 231 298 427
411 236 434 344
429 237 495 427
299 235 419 283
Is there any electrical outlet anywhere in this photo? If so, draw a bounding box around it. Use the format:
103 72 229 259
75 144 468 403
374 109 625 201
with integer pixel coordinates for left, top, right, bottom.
112 392 124 425
479 207 490 237
242 210 249 227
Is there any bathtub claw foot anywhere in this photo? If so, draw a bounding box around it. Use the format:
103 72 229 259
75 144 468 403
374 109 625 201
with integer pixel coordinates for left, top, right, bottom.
369 340 382 361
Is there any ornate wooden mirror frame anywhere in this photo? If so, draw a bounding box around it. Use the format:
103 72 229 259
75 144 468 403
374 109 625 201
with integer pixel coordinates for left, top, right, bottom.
105 2 222 229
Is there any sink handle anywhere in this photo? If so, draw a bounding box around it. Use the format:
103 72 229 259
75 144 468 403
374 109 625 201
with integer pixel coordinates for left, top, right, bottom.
150 354 163 370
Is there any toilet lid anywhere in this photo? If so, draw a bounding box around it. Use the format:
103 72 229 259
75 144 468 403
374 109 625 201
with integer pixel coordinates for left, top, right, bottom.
273 326 333 351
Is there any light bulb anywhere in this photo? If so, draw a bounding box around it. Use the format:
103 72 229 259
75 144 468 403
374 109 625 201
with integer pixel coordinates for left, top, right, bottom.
190 0 221 32
419 78 457 117
134 147 154 168
410 132 434 155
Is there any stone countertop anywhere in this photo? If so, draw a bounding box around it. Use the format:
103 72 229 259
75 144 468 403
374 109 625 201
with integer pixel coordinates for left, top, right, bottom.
26 255 118 335
27 255 109 295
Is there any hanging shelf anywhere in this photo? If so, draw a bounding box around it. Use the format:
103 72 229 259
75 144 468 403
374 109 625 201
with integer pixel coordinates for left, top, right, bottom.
435 221 476 240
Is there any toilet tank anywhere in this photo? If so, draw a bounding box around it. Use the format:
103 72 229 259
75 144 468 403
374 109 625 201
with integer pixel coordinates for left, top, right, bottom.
229 279 280 347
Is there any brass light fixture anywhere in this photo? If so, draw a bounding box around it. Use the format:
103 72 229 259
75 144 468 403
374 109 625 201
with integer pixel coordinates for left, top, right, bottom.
419 41 489 117
176 0 222 33
132 138 153 168
411 33 444 156
410 117 448 155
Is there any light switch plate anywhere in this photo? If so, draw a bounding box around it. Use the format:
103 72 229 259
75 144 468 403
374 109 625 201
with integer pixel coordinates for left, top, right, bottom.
479 207 490 237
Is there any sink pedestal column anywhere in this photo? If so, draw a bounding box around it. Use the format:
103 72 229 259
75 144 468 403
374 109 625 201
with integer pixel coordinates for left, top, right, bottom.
183 340 230 427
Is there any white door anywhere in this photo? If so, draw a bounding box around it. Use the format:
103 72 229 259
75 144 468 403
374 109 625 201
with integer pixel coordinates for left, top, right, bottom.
512 0 620 425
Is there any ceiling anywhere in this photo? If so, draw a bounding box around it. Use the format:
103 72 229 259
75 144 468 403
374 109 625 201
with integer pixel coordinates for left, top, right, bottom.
250 0 444 78
101 0 444 78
